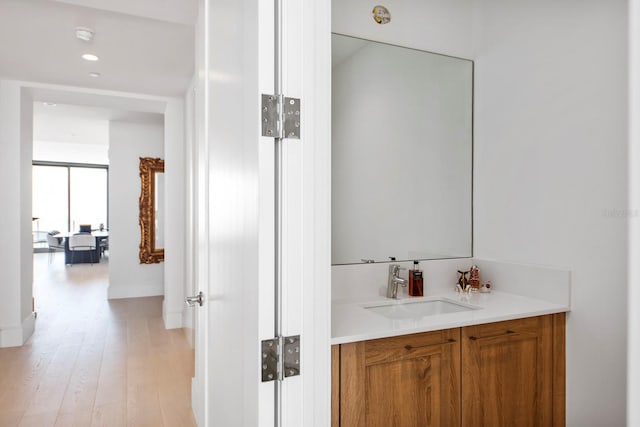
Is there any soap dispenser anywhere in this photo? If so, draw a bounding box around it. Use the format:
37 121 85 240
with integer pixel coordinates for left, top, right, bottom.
408 260 424 296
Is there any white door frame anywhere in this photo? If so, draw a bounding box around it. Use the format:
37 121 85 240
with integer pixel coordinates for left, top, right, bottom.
189 1 209 424
629 0 640 424
191 0 331 425
280 1 332 425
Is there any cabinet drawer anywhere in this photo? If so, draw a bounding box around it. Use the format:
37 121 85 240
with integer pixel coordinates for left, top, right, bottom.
462 316 544 342
365 328 460 366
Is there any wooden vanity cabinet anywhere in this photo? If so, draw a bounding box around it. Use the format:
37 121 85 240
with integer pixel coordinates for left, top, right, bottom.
332 313 565 427
335 328 461 427
461 314 565 427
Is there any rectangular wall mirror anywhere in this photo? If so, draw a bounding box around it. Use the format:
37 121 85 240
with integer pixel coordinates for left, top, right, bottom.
332 33 473 265
139 157 164 264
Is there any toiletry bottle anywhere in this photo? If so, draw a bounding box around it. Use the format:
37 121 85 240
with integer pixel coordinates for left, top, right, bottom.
469 265 480 291
409 260 424 296
457 270 469 289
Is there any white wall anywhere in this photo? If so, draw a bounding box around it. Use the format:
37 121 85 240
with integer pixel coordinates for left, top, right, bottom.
162 99 186 328
0 80 35 347
33 140 109 164
108 120 164 299
472 1 628 425
20 89 34 335
0 80 22 345
332 0 475 59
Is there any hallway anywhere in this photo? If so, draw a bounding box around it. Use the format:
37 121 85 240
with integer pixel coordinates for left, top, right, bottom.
0 253 196 426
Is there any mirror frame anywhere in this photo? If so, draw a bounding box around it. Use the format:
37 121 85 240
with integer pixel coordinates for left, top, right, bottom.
139 157 164 264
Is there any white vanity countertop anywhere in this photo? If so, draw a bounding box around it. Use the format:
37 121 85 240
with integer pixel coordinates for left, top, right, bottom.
331 291 570 345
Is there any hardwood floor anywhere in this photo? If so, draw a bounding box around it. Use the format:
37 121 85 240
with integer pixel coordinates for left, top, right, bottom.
0 253 196 427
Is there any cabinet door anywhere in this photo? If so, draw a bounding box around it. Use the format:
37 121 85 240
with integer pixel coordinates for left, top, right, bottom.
461 316 553 427
340 329 461 427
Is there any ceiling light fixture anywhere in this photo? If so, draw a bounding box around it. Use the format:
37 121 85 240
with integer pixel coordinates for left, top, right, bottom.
81 53 99 61
43 102 57 107
89 72 101 78
75 27 94 42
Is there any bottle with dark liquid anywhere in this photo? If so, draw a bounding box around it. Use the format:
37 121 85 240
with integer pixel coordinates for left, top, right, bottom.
408 260 424 296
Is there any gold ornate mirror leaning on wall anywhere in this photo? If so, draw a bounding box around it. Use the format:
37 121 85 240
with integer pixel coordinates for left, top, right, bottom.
139 157 164 264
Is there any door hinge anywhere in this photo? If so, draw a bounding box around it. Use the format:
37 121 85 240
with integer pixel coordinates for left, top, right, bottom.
261 94 301 139
261 335 300 382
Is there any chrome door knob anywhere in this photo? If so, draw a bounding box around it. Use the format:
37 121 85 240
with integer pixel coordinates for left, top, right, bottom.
185 291 204 307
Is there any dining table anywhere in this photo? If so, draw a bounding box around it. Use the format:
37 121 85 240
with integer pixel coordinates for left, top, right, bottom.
54 231 109 264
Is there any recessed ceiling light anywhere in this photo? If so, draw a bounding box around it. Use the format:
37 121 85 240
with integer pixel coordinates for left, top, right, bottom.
81 53 99 61
89 72 101 78
43 102 56 107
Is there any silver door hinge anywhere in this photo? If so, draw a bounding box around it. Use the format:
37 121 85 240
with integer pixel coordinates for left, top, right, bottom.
261 335 300 382
261 94 301 139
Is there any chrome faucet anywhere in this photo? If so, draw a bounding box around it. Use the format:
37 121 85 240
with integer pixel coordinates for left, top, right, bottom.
387 264 408 299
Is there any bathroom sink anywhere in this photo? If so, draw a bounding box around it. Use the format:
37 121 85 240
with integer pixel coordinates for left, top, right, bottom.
363 299 478 320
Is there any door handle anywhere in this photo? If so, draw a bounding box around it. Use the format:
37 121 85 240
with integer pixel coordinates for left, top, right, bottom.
185 291 204 307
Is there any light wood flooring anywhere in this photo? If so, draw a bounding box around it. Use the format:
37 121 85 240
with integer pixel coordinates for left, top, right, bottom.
0 252 196 426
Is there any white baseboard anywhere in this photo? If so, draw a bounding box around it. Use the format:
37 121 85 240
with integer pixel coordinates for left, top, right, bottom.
0 312 36 348
0 324 23 348
163 299 184 329
107 282 164 299
22 312 35 343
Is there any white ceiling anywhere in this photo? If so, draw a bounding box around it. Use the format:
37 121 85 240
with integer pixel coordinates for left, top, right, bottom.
33 101 163 145
34 103 109 145
0 0 196 97
28 87 167 146
50 0 197 26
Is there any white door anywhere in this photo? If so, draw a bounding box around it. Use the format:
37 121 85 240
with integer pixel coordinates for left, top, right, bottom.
191 1 331 426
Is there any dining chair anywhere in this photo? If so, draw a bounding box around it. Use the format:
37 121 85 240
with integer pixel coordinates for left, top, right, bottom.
46 232 65 264
99 237 109 258
68 233 96 265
